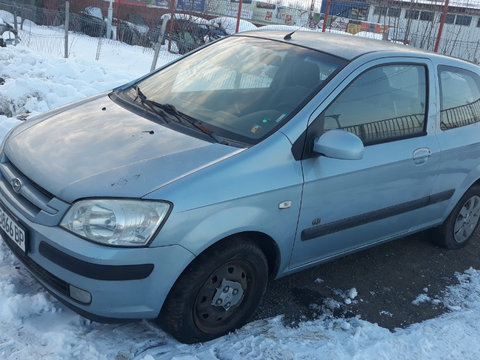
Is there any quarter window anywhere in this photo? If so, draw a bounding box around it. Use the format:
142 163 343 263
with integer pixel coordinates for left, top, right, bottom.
316 64 427 144
439 66 480 130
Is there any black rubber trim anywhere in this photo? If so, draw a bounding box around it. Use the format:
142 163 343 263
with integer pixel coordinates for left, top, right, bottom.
39 241 154 281
301 189 455 241
2 236 140 321
2 232 70 297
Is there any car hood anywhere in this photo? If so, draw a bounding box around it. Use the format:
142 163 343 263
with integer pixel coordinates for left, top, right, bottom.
4 93 242 203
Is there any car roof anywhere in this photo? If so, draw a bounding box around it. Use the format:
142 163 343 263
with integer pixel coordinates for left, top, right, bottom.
237 30 429 61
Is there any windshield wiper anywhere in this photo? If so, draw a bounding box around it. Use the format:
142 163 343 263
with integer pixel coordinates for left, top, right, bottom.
132 85 171 124
158 103 225 143
131 85 224 144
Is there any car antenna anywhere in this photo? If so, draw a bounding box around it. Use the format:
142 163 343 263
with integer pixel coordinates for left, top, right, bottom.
283 13 310 40
284 31 295 40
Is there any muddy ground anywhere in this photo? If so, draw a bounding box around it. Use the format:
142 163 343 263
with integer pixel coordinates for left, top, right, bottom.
255 229 480 330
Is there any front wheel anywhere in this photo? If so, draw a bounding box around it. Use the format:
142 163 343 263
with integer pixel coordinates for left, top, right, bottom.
159 238 268 343
435 185 480 249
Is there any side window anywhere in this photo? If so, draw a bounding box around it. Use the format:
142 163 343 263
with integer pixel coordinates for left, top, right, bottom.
317 64 427 144
439 66 480 130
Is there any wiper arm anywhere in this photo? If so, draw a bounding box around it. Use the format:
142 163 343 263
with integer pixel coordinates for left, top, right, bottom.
159 105 227 144
131 85 226 144
132 85 170 124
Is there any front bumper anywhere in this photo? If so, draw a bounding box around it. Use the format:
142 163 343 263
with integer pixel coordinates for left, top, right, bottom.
0 198 195 320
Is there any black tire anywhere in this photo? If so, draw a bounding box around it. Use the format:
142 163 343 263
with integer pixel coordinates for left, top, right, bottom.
435 185 480 249
158 238 268 343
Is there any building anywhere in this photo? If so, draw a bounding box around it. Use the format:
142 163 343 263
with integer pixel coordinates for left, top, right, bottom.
321 0 370 21
367 0 480 61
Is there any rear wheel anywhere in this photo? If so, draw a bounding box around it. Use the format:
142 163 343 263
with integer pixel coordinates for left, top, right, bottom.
159 238 268 343
435 185 480 249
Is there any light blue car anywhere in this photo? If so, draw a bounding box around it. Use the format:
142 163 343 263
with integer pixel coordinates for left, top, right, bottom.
1 31 480 343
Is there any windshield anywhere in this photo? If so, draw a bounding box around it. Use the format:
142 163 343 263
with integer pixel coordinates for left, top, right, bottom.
121 36 346 145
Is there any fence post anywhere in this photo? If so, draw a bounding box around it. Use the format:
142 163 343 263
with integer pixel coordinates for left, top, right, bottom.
20 7 24 30
322 0 331 33
308 0 315 28
64 0 70 58
151 21 168 72
434 0 449 53
106 0 113 39
13 6 19 45
96 38 103 61
474 41 480 64
235 0 243 33
168 0 176 52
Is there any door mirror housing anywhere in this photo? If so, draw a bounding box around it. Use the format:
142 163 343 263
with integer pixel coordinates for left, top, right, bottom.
313 129 364 160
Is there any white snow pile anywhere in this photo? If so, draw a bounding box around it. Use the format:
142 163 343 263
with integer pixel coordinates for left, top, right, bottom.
0 46 132 119
0 15 180 121
1 21 480 360
210 16 258 34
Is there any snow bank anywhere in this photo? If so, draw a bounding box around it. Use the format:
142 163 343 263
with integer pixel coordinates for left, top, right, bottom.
0 34 178 119
0 46 127 118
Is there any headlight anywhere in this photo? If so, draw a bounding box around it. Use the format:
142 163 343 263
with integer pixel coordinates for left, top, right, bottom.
60 199 171 247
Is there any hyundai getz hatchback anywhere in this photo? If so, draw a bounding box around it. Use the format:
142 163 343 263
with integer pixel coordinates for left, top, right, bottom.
2 31 480 343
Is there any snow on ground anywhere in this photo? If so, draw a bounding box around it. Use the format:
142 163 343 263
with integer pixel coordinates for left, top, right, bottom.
0 11 179 121
1 19 480 360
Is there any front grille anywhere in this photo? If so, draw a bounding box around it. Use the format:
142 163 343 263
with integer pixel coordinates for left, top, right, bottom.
8 160 55 200
1 231 70 297
0 154 69 225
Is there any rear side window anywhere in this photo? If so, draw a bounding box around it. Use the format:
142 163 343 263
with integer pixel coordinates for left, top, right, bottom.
439 65 480 130
317 64 427 144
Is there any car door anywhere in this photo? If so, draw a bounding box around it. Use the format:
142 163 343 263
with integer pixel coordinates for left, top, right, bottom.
289 58 445 269
431 64 480 211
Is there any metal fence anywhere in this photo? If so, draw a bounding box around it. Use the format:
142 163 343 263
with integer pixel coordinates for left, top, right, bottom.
1 0 480 63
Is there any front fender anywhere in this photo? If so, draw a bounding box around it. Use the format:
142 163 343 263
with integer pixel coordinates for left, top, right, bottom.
152 187 302 275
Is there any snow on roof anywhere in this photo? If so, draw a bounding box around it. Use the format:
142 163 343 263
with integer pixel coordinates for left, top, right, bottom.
255 24 308 32
160 13 210 24
210 17 257 34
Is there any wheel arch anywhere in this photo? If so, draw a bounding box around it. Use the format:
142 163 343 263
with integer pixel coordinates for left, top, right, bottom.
228 231 281 280
189 231 281 280
470 177 480 189
441 172 480 221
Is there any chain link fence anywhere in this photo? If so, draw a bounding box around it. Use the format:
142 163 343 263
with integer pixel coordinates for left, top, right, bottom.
367 0 480 62
1 0 480 63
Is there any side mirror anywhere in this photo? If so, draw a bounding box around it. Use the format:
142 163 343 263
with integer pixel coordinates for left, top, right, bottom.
313 129 364 160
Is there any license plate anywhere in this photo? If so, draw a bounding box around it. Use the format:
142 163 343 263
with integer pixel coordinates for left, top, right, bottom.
0 203 27 252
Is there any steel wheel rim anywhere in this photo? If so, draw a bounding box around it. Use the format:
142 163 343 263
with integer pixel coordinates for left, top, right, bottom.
193 259 253 334
454 195 480 243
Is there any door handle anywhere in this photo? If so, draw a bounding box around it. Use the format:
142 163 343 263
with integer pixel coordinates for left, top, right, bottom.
413 147 432 164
